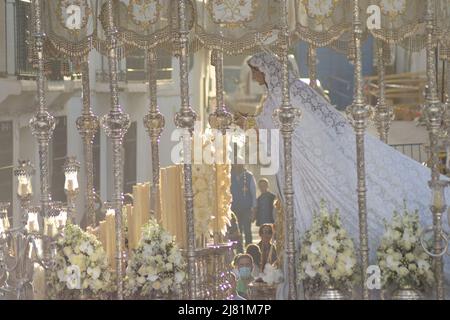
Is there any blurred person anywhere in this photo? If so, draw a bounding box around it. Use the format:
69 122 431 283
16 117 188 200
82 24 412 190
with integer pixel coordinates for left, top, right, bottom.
230 164 257 247
226 211 243 253
257 224 277 273
245 244 262 277
227 272 246 300
255 178 276 227
234 253 254 299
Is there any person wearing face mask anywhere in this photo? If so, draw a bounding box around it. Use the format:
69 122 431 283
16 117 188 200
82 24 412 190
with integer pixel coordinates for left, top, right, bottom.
234 254 254 299
226 272 246 300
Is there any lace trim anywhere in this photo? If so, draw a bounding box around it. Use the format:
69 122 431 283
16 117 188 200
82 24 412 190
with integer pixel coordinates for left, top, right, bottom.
249 52 346 134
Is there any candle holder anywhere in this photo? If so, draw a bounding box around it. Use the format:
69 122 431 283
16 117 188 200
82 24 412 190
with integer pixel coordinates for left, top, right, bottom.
420 180 450 289
14 160 35 210
63 157 80 224
0 202 11 236
0 197 62 299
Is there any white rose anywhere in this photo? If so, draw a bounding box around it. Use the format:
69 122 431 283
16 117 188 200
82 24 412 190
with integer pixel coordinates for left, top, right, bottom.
304 263 317 278
57 269 66 282
137 276 146 284
175 271 185 283
386 255 399 271
147 274 158 282
87 266 101 280
63 246 72 257
418 259 430 271
398 266 409 277
310 241 321 255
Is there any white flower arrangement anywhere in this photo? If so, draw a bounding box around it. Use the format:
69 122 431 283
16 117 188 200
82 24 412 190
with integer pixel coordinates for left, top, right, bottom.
193 163 216 241
298 201 358 290
47 223 115 299
192 133 231 243
377 205 434 290
124 219 186 298
259 263 283 286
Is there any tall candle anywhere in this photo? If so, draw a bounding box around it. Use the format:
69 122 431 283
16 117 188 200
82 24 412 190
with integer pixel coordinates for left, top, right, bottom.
176 165 187 249
434 191 444 210
125 204 135 250
214 164 220 235
133 184 143 245
141 183 150 226
105 210 116 270
160 168 168 230
99 221 107 253
167 167 177 244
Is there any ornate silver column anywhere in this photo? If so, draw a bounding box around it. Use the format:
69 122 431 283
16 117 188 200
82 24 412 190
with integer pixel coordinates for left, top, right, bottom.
346 0 370 300
273 0 301 300
209 49 232 136
373 40 393 144
63 157 80 224
29 0 55 219
143 49 165 216
175 0 197 300
100 0 130 300
76 59 99 228
308 45 318 91
424 0 445 301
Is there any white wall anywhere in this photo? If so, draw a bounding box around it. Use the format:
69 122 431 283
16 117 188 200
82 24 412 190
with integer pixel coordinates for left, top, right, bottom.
0 46 212 225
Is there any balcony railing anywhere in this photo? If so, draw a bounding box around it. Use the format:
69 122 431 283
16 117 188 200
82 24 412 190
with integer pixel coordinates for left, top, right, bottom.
95 47 173 84
390 143 427 164
1 1 76 81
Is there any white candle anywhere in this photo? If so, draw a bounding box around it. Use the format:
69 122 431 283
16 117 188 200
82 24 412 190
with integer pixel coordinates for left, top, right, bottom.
56 210 68 229
434 190 444 210
3 216 10 231
17 175 30 196
44 217 56 237
27 212 39 233
64 172 79 191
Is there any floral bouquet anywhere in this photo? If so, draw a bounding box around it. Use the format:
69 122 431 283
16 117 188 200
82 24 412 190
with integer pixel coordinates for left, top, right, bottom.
298 201 358 292
192 133 232 244
47 224 115 299
124 219 186 299
377 205 434 291
260 263 283 286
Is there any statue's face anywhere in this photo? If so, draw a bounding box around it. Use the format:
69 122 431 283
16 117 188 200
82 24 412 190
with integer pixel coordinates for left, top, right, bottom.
250 65 266 86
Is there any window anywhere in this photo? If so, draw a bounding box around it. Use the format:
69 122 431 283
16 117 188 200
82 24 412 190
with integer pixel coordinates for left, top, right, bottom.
50 116 67 202
15 0 71 80
126 48 173 81
123 122 137 195
15 0 33 77
0 121 13 221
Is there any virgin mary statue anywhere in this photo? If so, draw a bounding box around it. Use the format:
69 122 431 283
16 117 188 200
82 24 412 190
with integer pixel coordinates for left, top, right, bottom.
247 51 450 299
